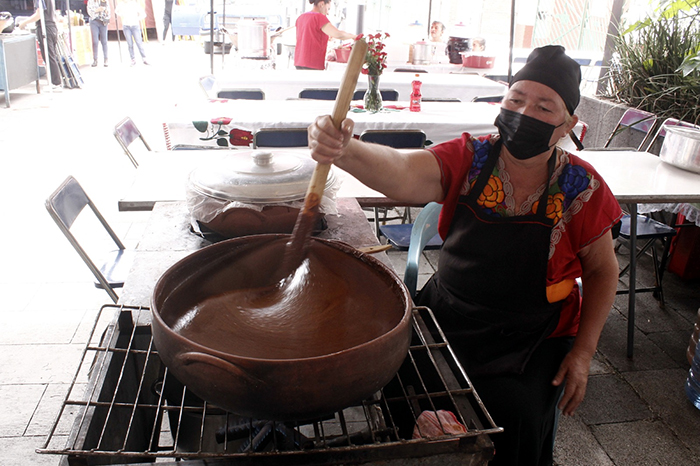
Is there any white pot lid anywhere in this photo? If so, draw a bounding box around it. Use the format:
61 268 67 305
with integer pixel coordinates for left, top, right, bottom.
189 150 337 203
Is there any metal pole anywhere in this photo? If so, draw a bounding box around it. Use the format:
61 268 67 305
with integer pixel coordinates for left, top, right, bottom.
39 0 53 88
597 0 624 95
507 0 516 83
427 0 432 38
112 0 122 61
210 0 214 74
64 0 72 51
220 0 225 68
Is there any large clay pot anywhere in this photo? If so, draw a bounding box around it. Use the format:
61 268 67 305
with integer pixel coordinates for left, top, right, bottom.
151 234 412 421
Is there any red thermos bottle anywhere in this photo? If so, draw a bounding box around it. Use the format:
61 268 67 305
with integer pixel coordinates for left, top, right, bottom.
410 74 422 112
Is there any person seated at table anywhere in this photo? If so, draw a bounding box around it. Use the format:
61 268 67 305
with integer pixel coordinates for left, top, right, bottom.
295 0 356 70
430 21 446 43
307 45 622 465
471 37 486 52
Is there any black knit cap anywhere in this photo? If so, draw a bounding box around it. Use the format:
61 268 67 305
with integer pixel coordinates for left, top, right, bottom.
510 45 581 115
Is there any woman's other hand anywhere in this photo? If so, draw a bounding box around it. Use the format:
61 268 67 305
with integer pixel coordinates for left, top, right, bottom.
552 347 592 416
308 115 354 164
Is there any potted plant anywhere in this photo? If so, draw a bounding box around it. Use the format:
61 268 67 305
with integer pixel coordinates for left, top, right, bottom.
600 0 700 125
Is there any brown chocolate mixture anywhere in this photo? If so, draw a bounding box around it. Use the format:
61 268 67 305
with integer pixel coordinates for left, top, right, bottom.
164 238 405 360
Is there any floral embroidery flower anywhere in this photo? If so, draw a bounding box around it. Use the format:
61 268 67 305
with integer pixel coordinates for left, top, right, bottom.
192 119 253 147
559 164 589 197
534 191 565 223
557 163 591 212
477 175 505 208
469 138 492 183
229 128 253 146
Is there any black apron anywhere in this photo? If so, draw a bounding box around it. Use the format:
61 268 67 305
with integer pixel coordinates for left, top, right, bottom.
418 141 562 376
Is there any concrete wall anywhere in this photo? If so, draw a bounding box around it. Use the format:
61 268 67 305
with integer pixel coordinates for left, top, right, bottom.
576 95 650 150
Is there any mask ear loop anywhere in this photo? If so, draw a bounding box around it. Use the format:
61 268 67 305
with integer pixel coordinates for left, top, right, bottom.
569 131 584 150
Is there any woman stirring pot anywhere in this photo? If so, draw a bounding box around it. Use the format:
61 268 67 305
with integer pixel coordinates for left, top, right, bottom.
308 46 622 465
294 0 355 70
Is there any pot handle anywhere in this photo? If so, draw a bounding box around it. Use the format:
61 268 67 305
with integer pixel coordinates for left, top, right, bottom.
177 351 264 387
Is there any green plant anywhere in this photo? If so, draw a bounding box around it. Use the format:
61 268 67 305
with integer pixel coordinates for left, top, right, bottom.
602 0 700 124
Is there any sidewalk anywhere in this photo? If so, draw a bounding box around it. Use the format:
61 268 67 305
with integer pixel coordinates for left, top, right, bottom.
1 38 699 465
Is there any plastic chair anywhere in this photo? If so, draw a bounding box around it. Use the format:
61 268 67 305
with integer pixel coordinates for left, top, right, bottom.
402 202 443 298
45 176 134 303
199 74 217 98
352 89 399 101
615 214 677 307
253 128 309 148
171 144 232 150
422 97 461 102
601 108 658 150
359 129 427 149
642 118 700 154
114 117 151 168
359 130 427 235
217 89 265 100
299 88 338 100
471 94 504 103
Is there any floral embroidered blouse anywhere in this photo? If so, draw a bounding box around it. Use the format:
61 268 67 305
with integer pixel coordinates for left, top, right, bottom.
429 133 623 337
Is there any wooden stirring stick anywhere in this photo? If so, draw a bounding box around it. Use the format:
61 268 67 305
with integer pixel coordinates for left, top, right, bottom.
282 39 369 272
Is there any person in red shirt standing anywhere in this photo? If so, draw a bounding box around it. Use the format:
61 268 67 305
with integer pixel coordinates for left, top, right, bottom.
294 0 355 70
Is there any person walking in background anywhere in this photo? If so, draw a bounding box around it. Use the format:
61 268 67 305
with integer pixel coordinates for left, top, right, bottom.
87 0 110 66
162 0 174 43
115 0 149 66
294 0 355 70
18 0 62 90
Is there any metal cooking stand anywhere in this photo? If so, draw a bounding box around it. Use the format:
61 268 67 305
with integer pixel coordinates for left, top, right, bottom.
38 304 501 465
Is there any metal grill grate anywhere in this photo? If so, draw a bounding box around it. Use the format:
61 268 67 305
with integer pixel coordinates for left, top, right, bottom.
39 304 501 465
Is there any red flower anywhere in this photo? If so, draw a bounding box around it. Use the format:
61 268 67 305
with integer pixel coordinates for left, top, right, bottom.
361 31 391 76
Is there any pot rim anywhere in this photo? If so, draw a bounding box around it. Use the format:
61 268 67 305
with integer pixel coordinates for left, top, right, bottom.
151 234 413 364
666 125 700 139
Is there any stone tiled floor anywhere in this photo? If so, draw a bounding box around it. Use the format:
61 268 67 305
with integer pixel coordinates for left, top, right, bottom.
1 37 700 465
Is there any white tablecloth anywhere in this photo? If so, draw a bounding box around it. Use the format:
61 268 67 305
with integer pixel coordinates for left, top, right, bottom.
575 150 700 205
164 100 502 148
118 150 387 212
212 69 507 102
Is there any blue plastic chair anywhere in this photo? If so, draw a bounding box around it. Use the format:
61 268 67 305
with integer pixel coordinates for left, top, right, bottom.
360 129 427 149
253 128 309 148
471 94 504 103
299 88 338 100
402 202 443 298
352 89 399 101
616 214 677 307
217 89 265 100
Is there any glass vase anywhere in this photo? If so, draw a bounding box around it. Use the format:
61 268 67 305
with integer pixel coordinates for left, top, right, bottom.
364 75 383 113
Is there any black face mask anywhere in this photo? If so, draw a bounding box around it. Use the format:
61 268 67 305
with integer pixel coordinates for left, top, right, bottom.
494 108 565 160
